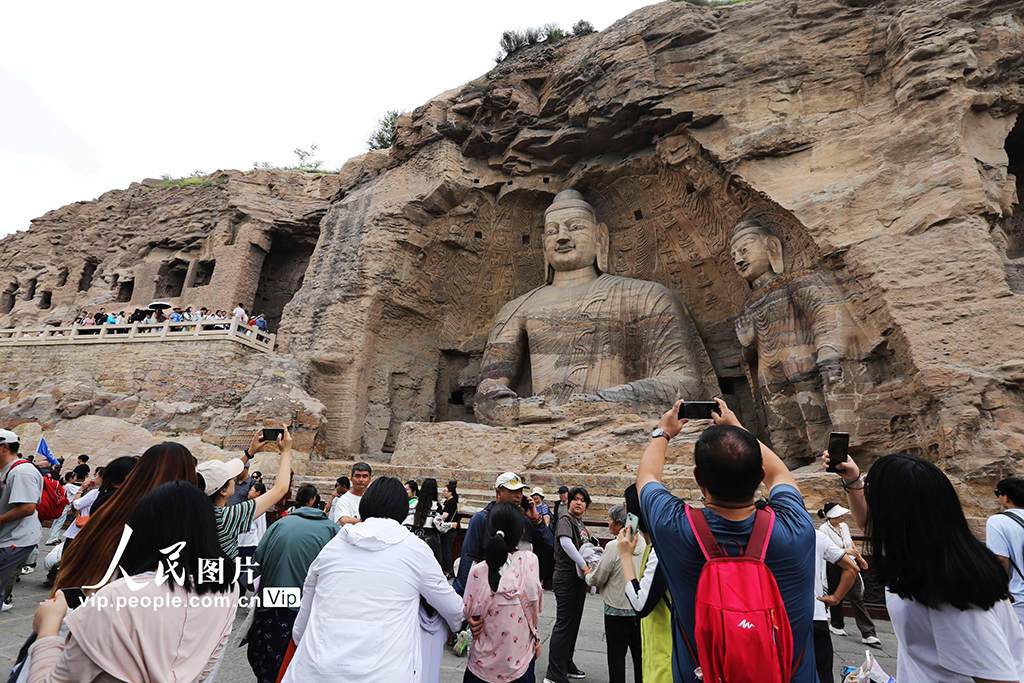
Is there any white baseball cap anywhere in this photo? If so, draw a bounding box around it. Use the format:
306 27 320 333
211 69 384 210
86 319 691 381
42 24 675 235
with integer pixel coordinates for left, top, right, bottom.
0 430 18 445
196 458 245 496
495 472 527 491
530 487 545 498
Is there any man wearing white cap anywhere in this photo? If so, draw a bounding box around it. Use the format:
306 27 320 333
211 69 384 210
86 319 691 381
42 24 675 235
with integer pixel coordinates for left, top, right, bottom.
0 429 43 603
198 426 293 560
453 471 553 597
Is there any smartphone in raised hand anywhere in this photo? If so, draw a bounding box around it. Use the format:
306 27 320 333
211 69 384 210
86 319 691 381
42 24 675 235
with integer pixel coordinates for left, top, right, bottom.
826 432 850 473
679 401 718 420
626 512 639 535
261 428 284 443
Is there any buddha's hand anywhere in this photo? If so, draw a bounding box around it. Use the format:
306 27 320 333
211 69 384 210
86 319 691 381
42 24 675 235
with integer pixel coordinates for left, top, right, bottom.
474 379 521 426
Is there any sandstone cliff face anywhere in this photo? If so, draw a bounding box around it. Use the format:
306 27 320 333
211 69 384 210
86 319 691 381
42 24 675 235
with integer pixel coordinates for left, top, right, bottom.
277 0 1024 508
0 0 1021 514
0 169 338 331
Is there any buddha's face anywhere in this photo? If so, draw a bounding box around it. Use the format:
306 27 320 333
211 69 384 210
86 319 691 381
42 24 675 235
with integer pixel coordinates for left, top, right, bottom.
731 232 772 283
544 207 600 272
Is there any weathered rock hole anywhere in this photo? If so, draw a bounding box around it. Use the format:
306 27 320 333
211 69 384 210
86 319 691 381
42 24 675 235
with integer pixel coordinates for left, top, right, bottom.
522 234 531 245
154 259 188 299
633 209 643 221
24 279 36 301
192 259 215 287
254 232 317 331
78 261 98 292
474 231 483 239
116 280 134 303
56 268 68 288
37 291 51 310
1 284 16 314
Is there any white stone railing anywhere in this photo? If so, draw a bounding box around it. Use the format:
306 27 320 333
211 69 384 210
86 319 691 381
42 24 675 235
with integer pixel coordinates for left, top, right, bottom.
0 318 276 353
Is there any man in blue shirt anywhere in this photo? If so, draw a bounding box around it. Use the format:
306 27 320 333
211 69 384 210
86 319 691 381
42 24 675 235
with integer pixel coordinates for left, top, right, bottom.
638 398 815 683
453 471 553 595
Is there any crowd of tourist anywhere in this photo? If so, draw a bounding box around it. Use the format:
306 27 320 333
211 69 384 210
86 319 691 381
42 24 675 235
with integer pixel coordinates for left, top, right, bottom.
3 395 1024 683
64 302 269 332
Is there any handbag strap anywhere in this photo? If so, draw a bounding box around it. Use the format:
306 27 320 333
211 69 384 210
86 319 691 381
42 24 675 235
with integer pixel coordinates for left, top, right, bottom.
999 511 1024 581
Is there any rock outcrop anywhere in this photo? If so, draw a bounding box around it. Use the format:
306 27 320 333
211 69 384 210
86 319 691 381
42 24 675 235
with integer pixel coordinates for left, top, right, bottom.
0 0 1021 514
281 0 1024 499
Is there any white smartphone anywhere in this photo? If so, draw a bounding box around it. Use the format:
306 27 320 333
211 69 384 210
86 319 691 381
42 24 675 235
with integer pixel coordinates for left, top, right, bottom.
626 512 639 535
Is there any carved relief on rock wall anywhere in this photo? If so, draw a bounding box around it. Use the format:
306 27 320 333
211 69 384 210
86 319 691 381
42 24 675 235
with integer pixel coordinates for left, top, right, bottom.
380 135 907 462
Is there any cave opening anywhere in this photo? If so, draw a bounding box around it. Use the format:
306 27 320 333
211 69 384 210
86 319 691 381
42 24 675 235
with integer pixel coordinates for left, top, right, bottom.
1004 114 1023 259
38 291 51 309
117 279 135 303
78 261 98 292
56 268 68 288
1 284 17 314
997 113 1024 293
24 279 36 301
192 259 215 287
253 232 317 331
154 260 189 299
434 350 478 423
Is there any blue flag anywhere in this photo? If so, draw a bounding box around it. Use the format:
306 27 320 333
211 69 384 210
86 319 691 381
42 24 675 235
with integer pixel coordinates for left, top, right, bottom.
37 437 59 467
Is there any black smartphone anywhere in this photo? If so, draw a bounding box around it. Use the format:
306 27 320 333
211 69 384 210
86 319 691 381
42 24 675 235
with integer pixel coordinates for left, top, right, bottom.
62 587 87 609
826 432 850 473
261 428 284 443
679 401 718 420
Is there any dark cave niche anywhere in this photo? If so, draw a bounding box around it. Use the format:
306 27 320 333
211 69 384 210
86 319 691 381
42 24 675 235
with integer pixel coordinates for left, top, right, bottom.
253 232 317 331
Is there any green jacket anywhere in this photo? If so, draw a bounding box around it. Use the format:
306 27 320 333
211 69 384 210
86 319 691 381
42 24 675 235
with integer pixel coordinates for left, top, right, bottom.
253 506 337 612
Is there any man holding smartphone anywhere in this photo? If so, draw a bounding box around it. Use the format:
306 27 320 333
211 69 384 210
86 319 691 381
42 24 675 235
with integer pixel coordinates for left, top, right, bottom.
638 398 816 683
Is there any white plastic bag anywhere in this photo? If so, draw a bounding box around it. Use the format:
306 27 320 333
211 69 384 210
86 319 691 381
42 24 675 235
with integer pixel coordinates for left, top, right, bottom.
841 650 895 683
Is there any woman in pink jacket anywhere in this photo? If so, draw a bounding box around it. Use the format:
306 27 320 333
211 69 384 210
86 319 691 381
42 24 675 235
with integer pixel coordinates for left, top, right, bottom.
463 501 542 683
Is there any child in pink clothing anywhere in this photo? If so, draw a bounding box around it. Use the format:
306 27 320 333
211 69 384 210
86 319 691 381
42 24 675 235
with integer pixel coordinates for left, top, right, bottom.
462 502 542 683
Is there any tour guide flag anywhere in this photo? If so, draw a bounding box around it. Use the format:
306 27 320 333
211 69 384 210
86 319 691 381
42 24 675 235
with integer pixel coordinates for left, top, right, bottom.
37 437 59 467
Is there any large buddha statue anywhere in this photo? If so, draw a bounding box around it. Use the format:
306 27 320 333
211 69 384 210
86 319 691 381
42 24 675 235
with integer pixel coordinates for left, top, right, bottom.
474 189 717 426
731 218 854 461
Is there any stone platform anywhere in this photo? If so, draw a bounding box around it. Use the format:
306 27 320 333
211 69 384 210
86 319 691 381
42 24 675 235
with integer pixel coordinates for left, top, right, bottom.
392 415 710 475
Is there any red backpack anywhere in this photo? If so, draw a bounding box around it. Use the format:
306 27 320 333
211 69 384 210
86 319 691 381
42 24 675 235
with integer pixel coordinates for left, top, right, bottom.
2 460 68 521
680 504 797 683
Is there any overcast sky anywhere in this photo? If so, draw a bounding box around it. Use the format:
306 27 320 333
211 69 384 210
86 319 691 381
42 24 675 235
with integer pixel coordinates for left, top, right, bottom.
0 1 657 237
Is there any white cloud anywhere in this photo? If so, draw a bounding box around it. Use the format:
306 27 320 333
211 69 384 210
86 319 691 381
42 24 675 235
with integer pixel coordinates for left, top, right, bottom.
0 0 655 236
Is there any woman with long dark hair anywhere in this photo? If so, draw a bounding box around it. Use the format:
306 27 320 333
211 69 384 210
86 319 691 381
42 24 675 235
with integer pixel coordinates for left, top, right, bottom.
826 450 1024 682
440 481 460 577
405 478 452 565
462 501 541 683
90 455 138 514
54 441 198 593
29 481 237 682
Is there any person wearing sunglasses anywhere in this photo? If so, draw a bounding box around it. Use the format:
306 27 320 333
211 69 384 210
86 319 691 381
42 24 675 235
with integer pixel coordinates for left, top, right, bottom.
988 478 1024 627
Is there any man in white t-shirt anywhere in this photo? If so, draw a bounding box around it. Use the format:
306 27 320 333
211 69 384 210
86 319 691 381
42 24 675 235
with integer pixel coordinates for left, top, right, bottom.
232 303 248 322
333 462 371 526
988 477 1024 626
813 529 859 683
324 476 350 522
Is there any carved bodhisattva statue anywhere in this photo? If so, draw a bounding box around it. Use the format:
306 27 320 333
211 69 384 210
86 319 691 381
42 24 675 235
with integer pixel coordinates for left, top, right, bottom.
474 190 717 426
731 219 851 461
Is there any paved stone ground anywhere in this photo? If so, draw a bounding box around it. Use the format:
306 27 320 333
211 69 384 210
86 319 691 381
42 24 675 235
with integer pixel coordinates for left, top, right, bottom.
2 566 897 682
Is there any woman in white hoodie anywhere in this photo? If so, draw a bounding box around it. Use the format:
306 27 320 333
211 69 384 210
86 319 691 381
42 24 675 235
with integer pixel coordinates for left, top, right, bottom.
282 477 464 683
